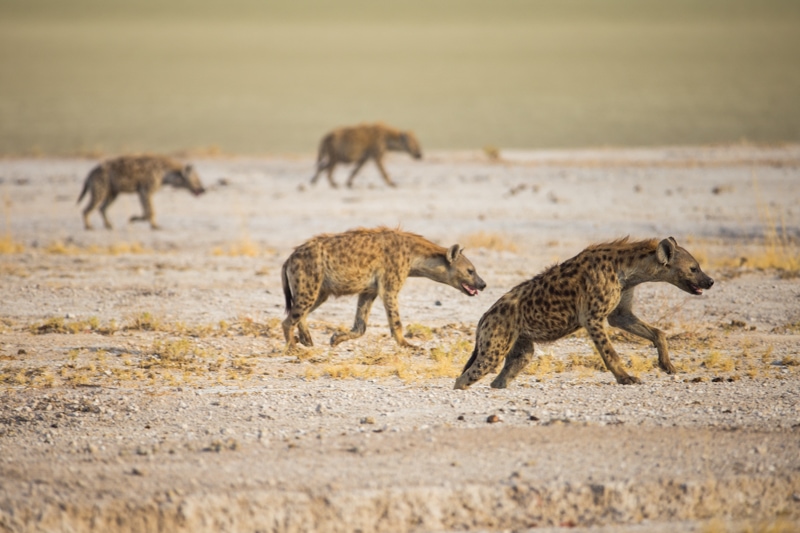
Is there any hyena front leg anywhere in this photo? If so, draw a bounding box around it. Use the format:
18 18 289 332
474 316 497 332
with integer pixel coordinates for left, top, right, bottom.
583 317 641 385
345 156 369 188
331 291 377 346
608 294 674 373
372 156 397 188
490 335 534 389
131 190 159 229
379 287 412 348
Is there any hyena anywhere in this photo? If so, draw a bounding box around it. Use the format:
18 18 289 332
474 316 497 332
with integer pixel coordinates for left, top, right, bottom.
77 155 205 230
281 227 486 349
309 122 422 188
455 237 714 389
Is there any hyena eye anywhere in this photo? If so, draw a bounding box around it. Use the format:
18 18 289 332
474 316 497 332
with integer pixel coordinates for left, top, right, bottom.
467 268 475 275
690 266 699 273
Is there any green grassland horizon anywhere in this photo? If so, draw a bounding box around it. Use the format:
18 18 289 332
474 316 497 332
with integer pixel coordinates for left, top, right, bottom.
1 0 798 156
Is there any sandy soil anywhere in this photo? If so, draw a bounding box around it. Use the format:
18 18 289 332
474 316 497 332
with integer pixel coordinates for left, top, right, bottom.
1 146 799 532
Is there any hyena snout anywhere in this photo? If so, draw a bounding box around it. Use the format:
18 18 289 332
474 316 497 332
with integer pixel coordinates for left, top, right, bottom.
680 268 714 295
181 166 206 195
458 272 486 297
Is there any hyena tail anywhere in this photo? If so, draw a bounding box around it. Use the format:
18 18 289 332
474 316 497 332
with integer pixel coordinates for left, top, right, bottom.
461 346 479 374
77 166 100 204
281 262 293 315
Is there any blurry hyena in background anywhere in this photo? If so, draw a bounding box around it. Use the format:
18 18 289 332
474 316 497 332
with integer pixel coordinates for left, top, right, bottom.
310 122 422 188
78 155 205 230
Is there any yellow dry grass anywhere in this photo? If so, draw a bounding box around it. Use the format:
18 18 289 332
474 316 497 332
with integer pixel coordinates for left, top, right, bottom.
689 180 799 278
0 234 24 254
459 231 518 253
44 240 149 255
212 237 264 257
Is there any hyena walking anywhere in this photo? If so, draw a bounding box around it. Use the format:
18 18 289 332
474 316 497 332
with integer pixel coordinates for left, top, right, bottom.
77 155 205 230
455 237 714 389
281 227 486 350
309 122 422 188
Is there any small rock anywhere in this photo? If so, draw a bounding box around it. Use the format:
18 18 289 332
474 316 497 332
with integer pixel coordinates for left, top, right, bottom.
360 416 375 425
131 467 146 476
17 349 26 355
486 414 501 424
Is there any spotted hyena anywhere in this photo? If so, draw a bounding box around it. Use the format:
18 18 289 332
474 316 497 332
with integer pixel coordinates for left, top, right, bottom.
309 122 422 188
281 227 486 349
77 155 205 230
455 237 714 389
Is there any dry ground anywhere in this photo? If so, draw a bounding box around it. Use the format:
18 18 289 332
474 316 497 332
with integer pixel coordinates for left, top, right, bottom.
1 146 799 532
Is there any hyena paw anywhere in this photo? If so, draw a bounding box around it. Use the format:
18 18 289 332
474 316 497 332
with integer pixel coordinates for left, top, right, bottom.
660 362 677 374
330 333 348 347
618 375 642 385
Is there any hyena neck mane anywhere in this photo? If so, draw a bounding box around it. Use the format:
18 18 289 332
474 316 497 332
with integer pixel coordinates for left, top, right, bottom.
407 238 454 283
384 129 406 150
595 238 662 289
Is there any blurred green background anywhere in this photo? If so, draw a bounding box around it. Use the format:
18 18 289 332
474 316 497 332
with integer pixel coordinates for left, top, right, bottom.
1 0 798 156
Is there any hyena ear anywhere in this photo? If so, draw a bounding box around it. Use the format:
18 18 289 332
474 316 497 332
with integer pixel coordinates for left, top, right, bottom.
446 244 461 265
656 237 677 266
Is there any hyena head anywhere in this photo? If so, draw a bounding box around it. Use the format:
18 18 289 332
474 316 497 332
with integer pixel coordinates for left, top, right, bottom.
445 244 486 296
655 237 714 295
398 132 423 159
164 165 206 196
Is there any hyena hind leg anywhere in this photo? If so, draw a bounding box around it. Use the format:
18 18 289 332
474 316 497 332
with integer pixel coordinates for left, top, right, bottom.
454 330 516 390
490 336 534 389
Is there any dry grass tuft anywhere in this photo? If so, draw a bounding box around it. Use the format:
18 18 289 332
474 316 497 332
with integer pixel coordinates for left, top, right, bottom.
405 323 434 342
303 336 474 383
482 145 501 162
460 231 518 253
694 181 799 277
123 312 163 332
524 352 566 381
29 316 117 335
143 339 208 371
628 354 656 374
703 350 736 373
0 366 55 387
771 321 800 334
212 237 263 257
44 240 148 255
0 234 24 254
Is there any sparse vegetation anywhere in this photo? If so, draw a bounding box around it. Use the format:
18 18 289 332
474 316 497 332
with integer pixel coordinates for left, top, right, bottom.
44 240 148 255
212 237 262 257
124 312 163 332
0 234 24 254
405 323 433 342
29 316 117 335
460 231 518 253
